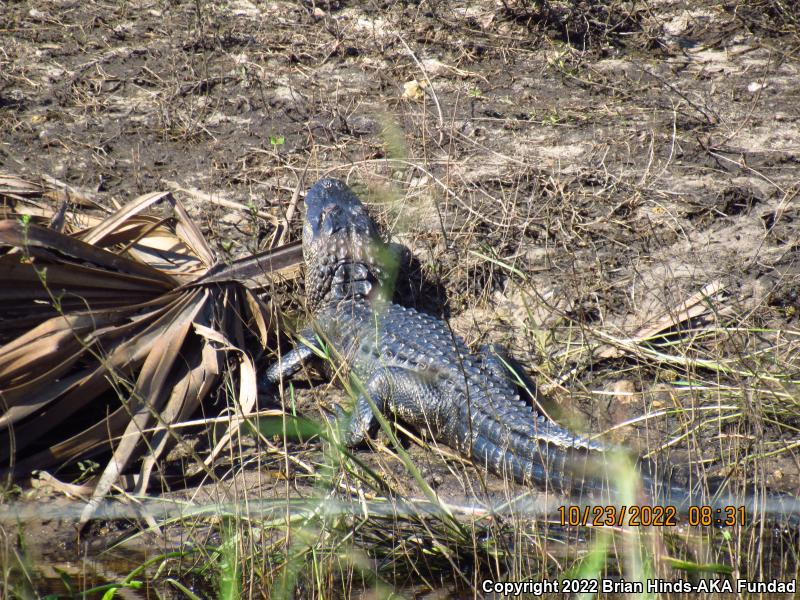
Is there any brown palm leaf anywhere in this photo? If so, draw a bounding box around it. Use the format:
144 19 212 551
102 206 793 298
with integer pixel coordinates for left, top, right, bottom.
0 172 302 526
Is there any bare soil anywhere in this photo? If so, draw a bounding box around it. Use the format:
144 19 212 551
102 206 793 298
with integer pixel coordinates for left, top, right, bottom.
2 0 800 596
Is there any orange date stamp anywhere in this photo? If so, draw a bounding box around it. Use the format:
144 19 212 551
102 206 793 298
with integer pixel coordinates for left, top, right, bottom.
559 504 678 527
558 505 747 527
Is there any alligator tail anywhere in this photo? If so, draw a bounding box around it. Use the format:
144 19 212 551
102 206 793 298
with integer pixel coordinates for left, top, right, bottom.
469 424 799 528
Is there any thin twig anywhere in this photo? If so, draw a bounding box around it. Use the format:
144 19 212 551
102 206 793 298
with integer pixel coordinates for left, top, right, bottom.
272 162 309 248
396 33 445 142
163 180 280 224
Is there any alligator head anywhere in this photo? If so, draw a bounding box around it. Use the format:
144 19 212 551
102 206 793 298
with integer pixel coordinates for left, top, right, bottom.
302 178 396 311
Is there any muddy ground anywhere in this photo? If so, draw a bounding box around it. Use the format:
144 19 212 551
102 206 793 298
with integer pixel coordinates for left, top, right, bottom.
2 0 800 596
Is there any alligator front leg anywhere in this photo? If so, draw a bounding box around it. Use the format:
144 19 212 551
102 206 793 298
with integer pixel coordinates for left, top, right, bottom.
262 328 320 388
342 367 437 447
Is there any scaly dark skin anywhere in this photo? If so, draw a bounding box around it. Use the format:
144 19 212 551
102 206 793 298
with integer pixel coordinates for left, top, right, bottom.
264 178 799 520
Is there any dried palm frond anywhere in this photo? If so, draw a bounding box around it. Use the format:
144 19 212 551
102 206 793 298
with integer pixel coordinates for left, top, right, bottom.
0 172 303 526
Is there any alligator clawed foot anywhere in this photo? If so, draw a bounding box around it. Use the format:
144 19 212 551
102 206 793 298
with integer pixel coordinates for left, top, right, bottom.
321 404 366 448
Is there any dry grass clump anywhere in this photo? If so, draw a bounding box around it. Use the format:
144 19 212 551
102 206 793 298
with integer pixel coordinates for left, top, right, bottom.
726 0 800 38
496 0 649 49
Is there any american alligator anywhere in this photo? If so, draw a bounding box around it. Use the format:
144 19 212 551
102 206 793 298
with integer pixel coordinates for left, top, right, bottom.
263 178 798 517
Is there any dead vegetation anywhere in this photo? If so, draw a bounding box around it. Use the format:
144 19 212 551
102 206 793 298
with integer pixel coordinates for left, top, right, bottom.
0 172 301 527
1 0 800 597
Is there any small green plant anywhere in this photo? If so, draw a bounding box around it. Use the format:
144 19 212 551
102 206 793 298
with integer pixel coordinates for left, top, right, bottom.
75 460 101 484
